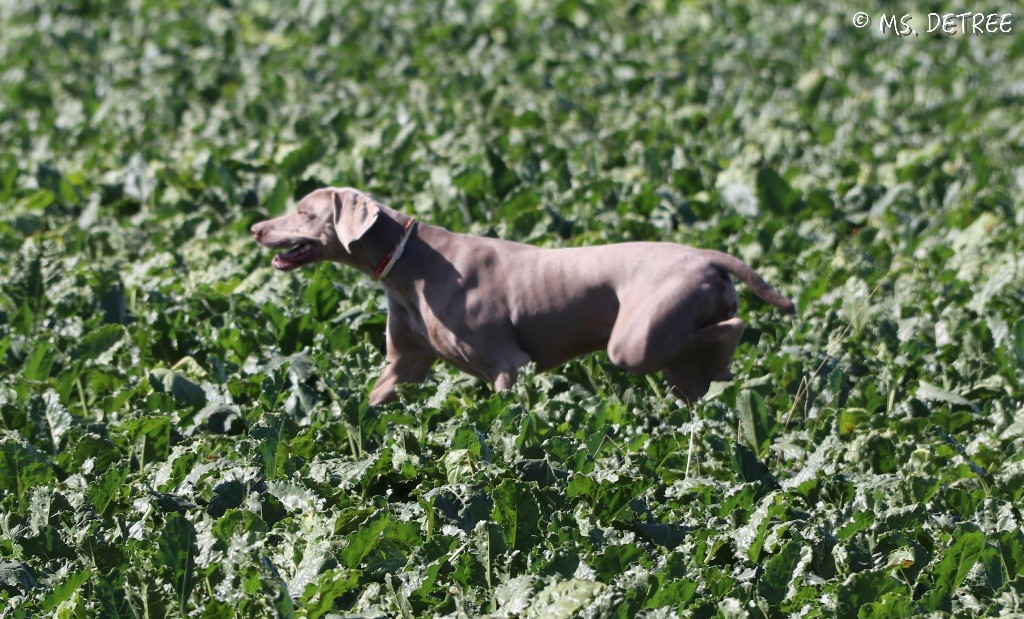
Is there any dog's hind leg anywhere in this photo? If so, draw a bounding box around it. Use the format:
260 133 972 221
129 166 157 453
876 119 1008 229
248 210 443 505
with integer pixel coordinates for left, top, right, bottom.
661 318 745 403
487 348 533 392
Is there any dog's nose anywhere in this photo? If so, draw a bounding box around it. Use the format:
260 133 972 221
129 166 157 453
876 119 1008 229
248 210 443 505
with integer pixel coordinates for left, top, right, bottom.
250 224 263 239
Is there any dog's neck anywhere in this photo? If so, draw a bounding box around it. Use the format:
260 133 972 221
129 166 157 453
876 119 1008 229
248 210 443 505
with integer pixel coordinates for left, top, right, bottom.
348 206 418 281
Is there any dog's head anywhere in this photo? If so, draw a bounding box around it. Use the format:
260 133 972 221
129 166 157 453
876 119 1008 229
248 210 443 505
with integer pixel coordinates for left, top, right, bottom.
251 187 380 271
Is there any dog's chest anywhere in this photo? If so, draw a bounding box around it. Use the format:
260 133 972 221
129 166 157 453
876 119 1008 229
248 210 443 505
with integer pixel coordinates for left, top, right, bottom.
389 294 481 367
424 320 470 362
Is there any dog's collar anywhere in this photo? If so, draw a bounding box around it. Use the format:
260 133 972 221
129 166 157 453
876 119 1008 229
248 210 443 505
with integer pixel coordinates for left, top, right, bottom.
372 218 417 281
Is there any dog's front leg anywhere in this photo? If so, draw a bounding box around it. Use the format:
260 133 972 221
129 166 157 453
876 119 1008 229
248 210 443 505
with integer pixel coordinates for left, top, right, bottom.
368 308 436 405
369 354 435 405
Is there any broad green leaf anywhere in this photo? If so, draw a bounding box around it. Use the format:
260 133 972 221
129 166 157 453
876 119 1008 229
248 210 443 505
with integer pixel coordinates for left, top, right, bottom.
756 166 802 215
916 381 973 408
207 479 248 518
987 576 1024 615
488 147 519 199
303 265 343 320
836 570 904 617
733 490 786 563
932 529 987 594
251 412 300 479
278 136 325 178
737 389 775 455
267 178 294 217
72 324 125 362
997 530 1024 578
22 340 57 381
758 540 804 606
492 478 542 552
299 568 361 618
592 544 649 582
566 471 650 523
524 579 606 619
839 408 871 437
453 167 488 200
493 575 541 617
87 459 130 517
148 368 207 409
31 390 77 453
39 569 90 613
0 435 57 512
156 513 198 613
0 561 39 594
731 443 779 487
645 576 697 609
339 512 390 569
858 591 921 618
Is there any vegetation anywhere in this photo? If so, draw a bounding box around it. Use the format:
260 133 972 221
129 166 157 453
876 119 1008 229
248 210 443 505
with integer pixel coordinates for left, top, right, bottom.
1 0 1022 616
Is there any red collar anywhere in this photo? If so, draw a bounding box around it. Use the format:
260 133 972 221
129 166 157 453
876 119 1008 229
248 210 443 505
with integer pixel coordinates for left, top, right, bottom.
372 218 417 280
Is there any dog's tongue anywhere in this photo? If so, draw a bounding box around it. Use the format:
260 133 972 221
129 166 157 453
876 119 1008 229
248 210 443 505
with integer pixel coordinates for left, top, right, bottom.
272 243 317 270
272 254 297 270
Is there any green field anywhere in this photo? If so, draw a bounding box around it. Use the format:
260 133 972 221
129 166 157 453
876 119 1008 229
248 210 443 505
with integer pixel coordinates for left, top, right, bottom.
2 1 1023 616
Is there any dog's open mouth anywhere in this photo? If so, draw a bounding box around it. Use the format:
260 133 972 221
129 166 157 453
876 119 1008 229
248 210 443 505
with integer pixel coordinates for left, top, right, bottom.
271 242 321 270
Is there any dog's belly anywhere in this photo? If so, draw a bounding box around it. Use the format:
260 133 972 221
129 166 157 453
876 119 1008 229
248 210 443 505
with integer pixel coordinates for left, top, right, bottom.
525 329 613 371
510 285 620 371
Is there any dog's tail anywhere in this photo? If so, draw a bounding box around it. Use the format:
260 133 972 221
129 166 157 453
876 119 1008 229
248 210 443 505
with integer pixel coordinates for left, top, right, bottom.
705 250 797 315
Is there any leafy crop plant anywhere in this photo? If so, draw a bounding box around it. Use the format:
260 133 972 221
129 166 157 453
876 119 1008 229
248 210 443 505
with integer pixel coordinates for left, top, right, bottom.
1 0 1022 616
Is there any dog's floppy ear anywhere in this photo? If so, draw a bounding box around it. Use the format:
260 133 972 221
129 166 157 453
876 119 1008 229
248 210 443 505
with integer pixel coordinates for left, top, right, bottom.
333 189 380 252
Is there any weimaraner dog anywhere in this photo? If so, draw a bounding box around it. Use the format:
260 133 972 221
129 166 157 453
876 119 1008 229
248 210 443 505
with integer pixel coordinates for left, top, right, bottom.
252 187 795 405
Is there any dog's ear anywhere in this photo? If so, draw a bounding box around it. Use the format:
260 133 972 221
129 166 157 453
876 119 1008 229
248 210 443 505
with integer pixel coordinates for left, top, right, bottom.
333 189 380 252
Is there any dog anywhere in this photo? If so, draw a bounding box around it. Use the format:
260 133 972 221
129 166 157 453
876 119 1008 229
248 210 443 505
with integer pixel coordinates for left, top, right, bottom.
252 187 795 405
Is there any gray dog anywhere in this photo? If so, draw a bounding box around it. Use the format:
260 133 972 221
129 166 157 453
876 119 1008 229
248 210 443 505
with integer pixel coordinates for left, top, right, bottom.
252 187 795 405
